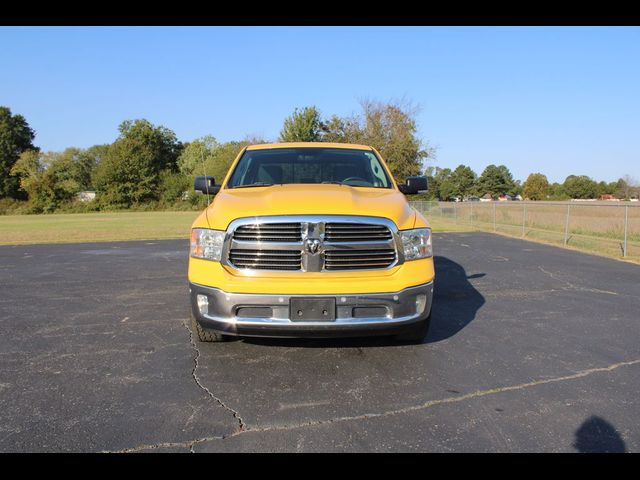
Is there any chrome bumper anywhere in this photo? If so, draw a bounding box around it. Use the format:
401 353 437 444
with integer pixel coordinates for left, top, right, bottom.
189 282 434 338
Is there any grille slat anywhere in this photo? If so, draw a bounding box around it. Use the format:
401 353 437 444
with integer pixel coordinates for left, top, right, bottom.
234 236 301 241
326 253 396 262
325 235 391 241
325 225 389 230
324 248 396 270
230 251 301 257
238 225 300 229
229 249 302 270
326 262 392 268
325 223 392 242
233 223 302 242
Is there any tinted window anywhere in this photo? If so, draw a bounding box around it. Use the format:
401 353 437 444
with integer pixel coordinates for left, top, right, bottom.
226 148 392 189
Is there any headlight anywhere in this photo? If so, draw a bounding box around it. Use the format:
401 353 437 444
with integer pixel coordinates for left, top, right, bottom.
399 228 432 260
190 228 225 261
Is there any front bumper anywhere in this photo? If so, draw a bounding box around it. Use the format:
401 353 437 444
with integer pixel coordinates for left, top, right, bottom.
189 281 434 338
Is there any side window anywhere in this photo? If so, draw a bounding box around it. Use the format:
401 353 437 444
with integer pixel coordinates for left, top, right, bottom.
228 155 252 186
367 153 389 187
239 157 254 184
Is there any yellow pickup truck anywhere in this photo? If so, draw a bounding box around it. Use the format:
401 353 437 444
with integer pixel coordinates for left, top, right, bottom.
188 142 434 343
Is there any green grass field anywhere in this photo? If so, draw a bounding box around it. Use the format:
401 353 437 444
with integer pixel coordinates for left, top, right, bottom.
0 211 471 245
2 210 637 263
0 211 202 245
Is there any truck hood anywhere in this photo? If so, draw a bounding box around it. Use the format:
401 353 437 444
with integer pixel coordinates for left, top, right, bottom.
203 184 417 230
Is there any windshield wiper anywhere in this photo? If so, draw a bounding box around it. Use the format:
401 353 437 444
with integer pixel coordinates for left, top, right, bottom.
233 182 274 189
321 181 345 185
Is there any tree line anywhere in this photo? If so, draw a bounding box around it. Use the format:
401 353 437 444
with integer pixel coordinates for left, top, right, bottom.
421 166 637 202
0 104 637 215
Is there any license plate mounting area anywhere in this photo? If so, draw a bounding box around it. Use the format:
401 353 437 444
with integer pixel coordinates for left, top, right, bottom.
289 297 336 322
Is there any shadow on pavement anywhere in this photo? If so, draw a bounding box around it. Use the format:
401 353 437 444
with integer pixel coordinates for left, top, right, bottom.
426 256 485 343
573 416 627 453
241 255 485 348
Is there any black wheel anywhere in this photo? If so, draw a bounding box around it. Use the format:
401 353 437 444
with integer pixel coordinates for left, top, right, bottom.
395 312 431 344
190 311 228 343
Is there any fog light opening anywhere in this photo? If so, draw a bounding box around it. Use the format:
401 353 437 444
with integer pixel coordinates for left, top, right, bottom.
415 294 427 314
196 294 209 315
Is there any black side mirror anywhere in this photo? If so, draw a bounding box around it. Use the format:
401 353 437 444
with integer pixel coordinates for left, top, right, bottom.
399 176 428 194
194 176 219 195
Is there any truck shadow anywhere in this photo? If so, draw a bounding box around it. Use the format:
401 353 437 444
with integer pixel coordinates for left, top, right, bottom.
241 255 485 348
426 256 485 344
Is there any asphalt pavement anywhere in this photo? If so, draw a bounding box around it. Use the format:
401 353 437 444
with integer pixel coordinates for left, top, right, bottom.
0 232 638 452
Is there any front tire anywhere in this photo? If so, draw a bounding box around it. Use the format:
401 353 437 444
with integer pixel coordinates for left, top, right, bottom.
190 311 228 342
394 312 431 344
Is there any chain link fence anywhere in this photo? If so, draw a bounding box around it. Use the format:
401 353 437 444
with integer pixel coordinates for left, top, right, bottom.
410 200 640 262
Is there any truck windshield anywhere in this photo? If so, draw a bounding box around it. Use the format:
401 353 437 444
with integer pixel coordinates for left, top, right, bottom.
226 147 392 189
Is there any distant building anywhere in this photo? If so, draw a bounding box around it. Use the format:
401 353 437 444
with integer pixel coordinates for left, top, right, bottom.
599 194 619 201
514 194 523 201
498 194 512 202
77 191 96 202
480 193 493 202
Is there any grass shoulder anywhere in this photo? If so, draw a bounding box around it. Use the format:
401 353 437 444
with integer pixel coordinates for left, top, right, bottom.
0 210 468 246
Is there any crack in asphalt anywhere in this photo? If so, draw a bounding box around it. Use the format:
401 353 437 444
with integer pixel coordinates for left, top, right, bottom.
538 266 619 296
111 357 640 452
231 357 640 436
104 321 246 454
181 319 246 434
107 436 223 453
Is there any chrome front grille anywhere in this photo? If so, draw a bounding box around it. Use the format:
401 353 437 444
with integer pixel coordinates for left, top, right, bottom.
224 216 401 272
229 249 302 270
324 249 396 270
232 223 302 242
325 223 392 242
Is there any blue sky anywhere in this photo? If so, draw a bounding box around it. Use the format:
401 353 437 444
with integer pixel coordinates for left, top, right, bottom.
1 26 639 183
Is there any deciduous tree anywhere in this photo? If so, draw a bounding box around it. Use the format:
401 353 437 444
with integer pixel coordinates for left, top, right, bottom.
614 175 639 200
279 106 323 142
177 135 220 177
10 148 86 212
350 99 431 181
0 106 37 199
563 175 598 199
281 100 432 183
523 173 550 200
93 119 183 207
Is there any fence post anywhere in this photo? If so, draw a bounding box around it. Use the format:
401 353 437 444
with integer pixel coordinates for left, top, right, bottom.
493 202 497 231
470 201 474 227
623 205 628 258
522 203 526 237
454 202 457 224
564 204 570 246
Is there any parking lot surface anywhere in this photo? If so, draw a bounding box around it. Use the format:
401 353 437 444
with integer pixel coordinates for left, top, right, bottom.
0 232 638 452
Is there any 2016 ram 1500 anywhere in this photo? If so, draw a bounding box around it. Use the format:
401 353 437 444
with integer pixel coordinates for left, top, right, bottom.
188 143 434 343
